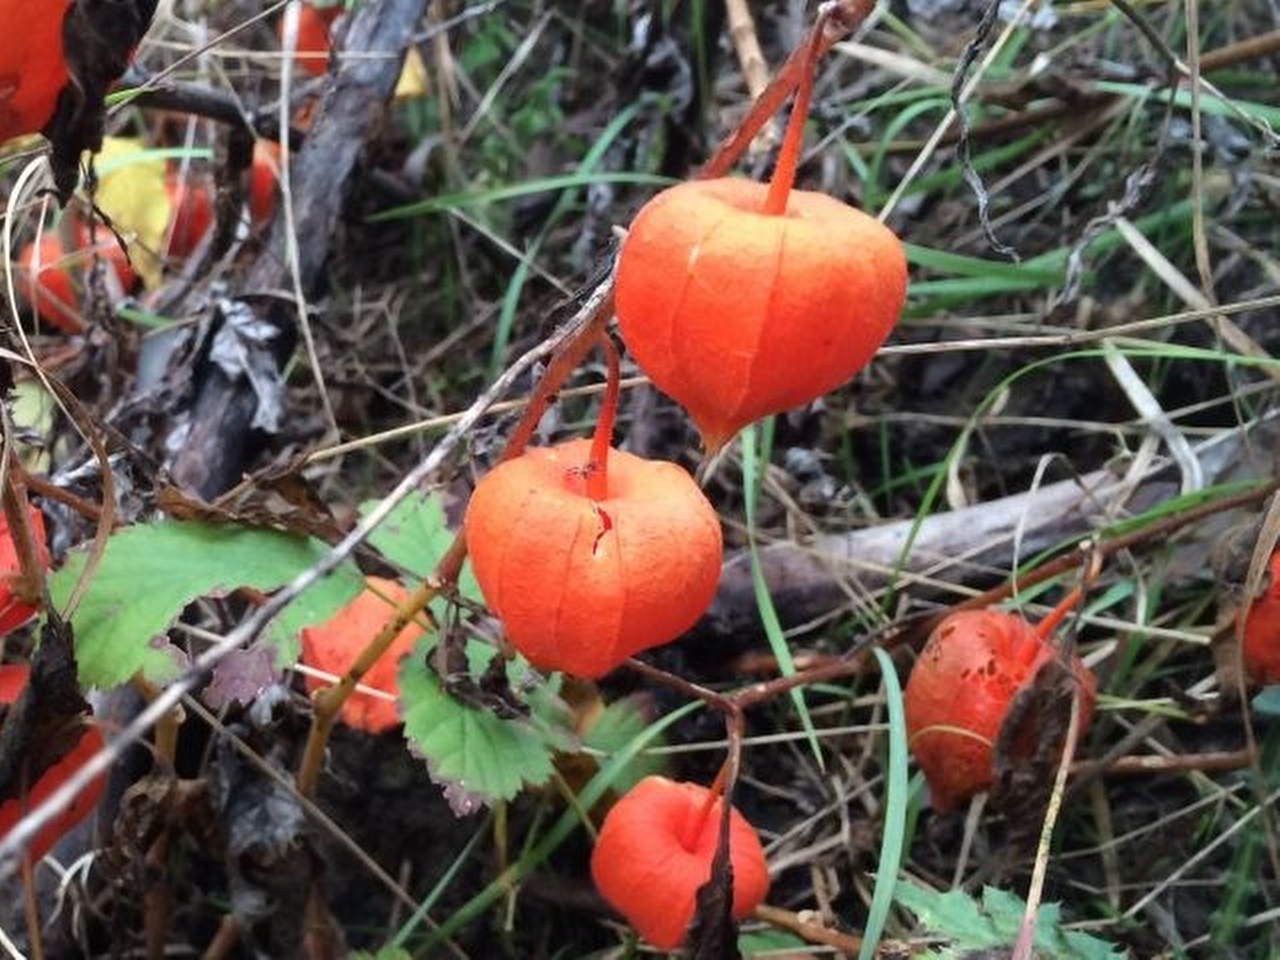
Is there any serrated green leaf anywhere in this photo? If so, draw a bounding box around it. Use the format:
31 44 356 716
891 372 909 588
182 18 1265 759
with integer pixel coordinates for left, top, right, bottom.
359 492 481 606
895 880 1005 949
895 878 1126 959
398 648 575 802
50 520 364 687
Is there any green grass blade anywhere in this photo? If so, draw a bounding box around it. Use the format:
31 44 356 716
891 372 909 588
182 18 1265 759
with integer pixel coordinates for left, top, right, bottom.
859 647 911 960
368 170 673 221
742 422 824 771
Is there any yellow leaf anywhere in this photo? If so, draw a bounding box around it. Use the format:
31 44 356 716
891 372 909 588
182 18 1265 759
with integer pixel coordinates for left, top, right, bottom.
89 137 172 288
394 47 430 101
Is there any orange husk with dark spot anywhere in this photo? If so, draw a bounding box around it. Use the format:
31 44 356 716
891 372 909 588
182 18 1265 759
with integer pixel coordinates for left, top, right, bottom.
904 608 1096 812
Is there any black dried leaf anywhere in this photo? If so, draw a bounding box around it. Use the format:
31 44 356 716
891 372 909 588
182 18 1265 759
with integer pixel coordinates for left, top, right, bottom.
43 0 159 202
0 613 94 805
990 654 1079 837
687 799 742 960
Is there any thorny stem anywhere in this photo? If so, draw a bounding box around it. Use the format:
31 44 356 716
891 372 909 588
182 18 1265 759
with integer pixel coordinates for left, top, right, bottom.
762 10 825 216
586 333 620 502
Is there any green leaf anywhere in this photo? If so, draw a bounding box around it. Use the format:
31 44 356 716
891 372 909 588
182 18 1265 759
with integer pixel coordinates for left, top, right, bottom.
50 520 364 687
894 878 1127 959
349 948 411 960
581 695 666 795
398 648 575 803
359 492 481 606
741 422 823 770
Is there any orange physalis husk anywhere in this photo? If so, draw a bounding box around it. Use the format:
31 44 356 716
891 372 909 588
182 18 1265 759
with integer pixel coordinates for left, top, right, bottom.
300 576 425 733
904 606 1096 812
614 25 907 453
590 775 770 949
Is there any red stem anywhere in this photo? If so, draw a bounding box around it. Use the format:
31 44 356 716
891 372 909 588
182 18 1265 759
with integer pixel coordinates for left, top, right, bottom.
762 15 824 215
680 761 729 852
1033 547 1103 643
585 333 620 502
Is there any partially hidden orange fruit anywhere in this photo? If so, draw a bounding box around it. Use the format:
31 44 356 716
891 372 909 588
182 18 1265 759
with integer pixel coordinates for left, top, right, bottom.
300 576 425 733
0 664 107 863
1242 549 1280 685
0 504 49 634
904 607 1096 812
17 229 136 334
464 438 722 678
0 2 73 145
590 775 770 949
281 3 342 77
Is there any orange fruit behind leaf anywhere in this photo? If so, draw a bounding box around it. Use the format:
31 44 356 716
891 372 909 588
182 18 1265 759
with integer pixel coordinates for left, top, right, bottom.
0 664 107 863
0 505 48 634
590 776 769 949
0 1 73 145
464 439 722 679
300 576 424 733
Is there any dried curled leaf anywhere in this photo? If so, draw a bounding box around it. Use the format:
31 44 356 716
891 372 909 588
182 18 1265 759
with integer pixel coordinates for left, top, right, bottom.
43 0 158 201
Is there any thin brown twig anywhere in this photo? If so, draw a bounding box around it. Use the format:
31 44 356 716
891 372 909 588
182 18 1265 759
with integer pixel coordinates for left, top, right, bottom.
1070 748 1255 778
752 903 865 953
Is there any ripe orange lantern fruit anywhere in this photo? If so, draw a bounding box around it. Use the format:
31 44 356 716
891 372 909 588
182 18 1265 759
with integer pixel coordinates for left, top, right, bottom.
591 775 770 949
281 2 342 77
904 602 1096 812
465 439 721 678
164 178 215 258
0 504 49 634
300 576 425 733
249 142 281 225
0 664 107 863
17 230 136 334
614 32 907 453
1242 550 1280 685
0 2 72 145
464 340 722 678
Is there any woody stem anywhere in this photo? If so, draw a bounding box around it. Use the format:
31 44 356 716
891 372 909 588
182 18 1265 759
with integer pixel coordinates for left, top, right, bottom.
762 11 825 216
586 333 620 502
